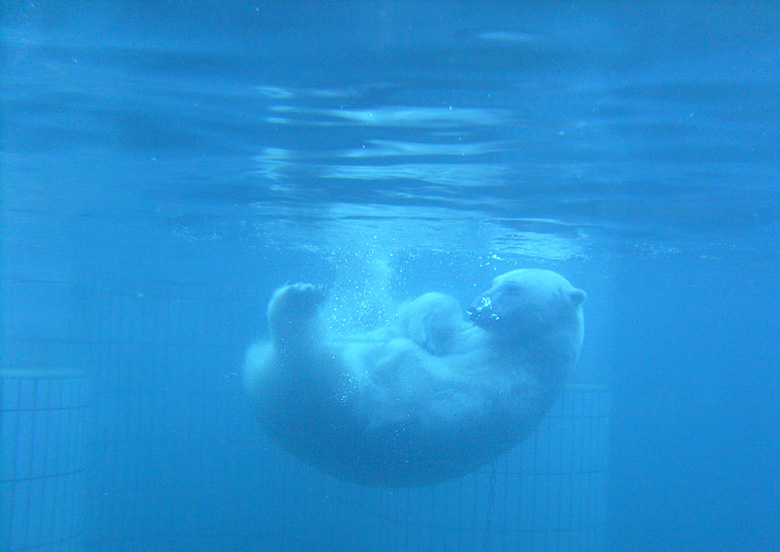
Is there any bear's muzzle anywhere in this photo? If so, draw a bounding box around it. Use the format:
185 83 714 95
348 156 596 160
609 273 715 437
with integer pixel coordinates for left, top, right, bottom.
468 296 500 328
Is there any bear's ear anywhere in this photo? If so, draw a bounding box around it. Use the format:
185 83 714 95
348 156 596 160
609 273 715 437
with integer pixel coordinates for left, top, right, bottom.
569 289 587 306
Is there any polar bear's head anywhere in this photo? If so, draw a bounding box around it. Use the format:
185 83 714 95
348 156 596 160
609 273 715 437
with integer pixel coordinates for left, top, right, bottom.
468 269 586 356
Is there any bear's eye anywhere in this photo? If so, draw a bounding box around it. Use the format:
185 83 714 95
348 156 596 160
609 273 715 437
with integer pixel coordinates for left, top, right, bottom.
500 285 521 297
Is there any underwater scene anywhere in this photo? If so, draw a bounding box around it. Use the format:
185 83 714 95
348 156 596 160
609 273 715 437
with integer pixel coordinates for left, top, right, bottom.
1 1 779 551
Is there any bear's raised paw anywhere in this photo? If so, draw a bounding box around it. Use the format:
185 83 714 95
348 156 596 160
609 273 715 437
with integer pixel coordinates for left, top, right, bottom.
268 283 327 323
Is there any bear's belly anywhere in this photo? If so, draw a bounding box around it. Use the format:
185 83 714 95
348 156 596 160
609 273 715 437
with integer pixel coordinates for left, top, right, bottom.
254 370 559 487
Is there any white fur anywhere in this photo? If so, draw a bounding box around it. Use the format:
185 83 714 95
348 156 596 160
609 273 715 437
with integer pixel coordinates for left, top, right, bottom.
244 270 585 487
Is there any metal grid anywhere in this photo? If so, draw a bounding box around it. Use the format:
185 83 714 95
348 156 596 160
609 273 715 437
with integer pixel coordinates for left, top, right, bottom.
0 370 90 552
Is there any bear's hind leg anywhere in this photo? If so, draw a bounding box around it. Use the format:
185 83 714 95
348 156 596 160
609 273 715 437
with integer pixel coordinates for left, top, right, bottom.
267 283 327 347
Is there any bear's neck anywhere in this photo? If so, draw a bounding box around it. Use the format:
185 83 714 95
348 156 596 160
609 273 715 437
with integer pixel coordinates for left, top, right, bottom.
496 330 580 384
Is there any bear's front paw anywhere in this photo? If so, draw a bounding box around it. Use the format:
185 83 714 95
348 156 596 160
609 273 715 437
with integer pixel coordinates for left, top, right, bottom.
268 283 327 322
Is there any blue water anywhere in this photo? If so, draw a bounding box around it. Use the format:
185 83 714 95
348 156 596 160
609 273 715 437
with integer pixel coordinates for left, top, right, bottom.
2 1 779 551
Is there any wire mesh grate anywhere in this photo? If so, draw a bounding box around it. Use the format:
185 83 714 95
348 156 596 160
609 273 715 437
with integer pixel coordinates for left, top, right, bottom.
1 369 90 552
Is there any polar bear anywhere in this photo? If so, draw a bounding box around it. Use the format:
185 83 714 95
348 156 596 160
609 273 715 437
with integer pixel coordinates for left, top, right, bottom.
244 269 585 487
